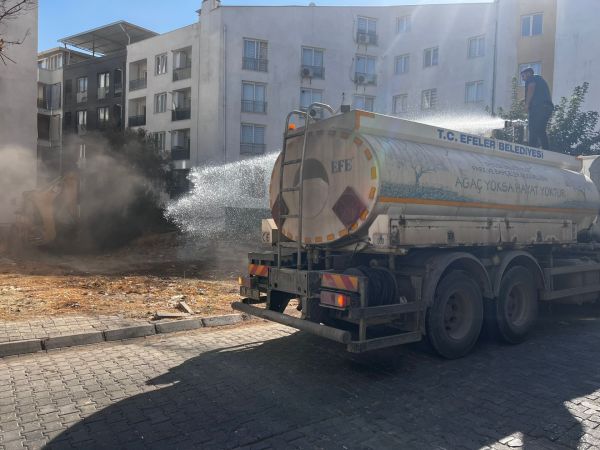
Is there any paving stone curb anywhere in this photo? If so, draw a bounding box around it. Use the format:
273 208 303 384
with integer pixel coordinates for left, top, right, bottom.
0 313 246 357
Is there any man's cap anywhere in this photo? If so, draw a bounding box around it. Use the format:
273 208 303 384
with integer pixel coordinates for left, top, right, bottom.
520 67 535 75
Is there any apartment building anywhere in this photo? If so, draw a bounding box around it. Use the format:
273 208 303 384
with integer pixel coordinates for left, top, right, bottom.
37 47 90 180
127 0 499 173
58 22 156 166
553 0 599 110
125 24 200 195
0 0 38 223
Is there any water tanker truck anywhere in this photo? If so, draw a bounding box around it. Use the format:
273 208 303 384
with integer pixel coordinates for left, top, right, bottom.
233 106 600 358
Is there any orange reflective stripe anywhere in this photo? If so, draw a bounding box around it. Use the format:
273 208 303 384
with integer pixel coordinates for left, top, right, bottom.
322 273 359 292
248 264 269 277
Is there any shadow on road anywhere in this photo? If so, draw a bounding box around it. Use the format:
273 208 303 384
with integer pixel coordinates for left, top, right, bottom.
46 305 600 449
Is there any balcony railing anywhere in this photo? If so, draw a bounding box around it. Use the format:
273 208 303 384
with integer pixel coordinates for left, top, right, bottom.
173 65 192 81
241 100 267 114
356 31 378 46
128 115 146 127
76 91 87 104
171 146 191 160
240 143 266 155
242 57 268 72
354 72 378 86
37 98 59 109
300 65 325 79
114 85 123 97
97 86 110 100
171 106 192 120
129 77 147 91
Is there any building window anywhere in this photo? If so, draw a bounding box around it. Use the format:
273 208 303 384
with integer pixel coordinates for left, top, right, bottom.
76 110 87 132
353 95 375 112
97 72 110 100
243 38 268 72
156 53 168 75
97 106 110 125
38 53 63 70
171 129 191 160
421 89 437 110
301 47 324 79
242 81 267 114
173 47 192 81
240 123 266 155
357 16 377 44
300 88 323 115
518 62 542 85
393 94 408 114
155 92 167 113
521 13 543 37
423 47 439 68
172 88 191 121
465 81 484 103
468 36 485 58
153 131 166 152
355 55 377 85
396 15 411 33
76 77 87 104
395 54 410 74
129 59 148 90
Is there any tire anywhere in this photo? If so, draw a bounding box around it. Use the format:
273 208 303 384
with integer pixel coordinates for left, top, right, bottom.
426 271 483 359
493 266 538 344
268 292 291 313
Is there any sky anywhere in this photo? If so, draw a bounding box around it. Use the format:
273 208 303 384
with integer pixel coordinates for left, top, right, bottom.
39 0 492 52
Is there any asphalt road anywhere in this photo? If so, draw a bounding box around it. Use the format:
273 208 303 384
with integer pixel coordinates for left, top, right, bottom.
2 306 600 449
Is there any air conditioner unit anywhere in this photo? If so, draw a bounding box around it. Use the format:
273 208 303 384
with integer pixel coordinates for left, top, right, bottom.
356 74 366 85
301 67 313 78
358 33 370 45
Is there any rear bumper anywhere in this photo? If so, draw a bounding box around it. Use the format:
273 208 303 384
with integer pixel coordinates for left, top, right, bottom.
231 301 351 344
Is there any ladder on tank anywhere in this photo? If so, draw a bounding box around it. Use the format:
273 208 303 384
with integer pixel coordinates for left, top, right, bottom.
277 103 335 270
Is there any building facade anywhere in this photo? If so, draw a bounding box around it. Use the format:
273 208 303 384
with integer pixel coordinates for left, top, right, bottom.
0 0 38 223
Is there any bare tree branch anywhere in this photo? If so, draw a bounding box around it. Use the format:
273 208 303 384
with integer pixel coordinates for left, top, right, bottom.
0 0 35 64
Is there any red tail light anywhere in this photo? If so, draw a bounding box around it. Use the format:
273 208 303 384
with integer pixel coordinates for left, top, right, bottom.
320 290 351 309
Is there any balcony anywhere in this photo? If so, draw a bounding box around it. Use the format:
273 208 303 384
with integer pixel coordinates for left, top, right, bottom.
129 78 147 91
76 92 87 104
173 65 192 81
241 100 267 114
172 107 191 121
128 115 146 127
242 57 268 72
300 65 325 79
114 84 123 97
356 31 378 46
97 86 110 100
171 146 190 160
240 143 266 155
354 72 377 86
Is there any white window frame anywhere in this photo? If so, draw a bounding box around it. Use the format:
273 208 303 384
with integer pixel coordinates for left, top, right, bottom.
518 62 542 86
154 92 167 113
468 35 485 58
300 88 323 111
421 89 437 110
357 16 377 35
395 54 410 75
97 106 110 123
171 128 190 149
423 47 439 68
356 55 377 75
77 110 87 125
396 15 411 33
77 76 87 93
393 94 408 114
155 53 168 75
521 13 543 37
465 81 484 103
153 131 166 151
353 94 375 112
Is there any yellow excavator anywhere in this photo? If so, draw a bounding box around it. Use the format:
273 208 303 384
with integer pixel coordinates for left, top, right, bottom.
10 171 79 250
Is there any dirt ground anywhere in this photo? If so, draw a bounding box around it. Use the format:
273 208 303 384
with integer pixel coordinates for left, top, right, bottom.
0 232 261 321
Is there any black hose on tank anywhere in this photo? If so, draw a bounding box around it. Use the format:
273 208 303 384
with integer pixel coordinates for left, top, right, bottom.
344 266 398 306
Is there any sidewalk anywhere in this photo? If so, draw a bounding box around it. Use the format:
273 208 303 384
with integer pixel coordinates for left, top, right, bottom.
0 315 148 344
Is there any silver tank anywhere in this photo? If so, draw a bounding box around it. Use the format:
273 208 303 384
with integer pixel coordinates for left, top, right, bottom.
270 111 600 246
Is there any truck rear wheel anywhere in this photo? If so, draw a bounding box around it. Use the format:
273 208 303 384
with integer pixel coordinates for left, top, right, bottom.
494 266 538 344
426 271 483 359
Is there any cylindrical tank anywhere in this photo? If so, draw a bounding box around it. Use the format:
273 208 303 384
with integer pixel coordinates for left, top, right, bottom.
270 111 600 245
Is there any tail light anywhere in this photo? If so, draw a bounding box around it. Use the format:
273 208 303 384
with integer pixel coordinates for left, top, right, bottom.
320 290 351 309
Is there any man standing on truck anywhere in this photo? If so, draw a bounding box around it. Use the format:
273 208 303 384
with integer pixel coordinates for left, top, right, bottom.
521 67 554 150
